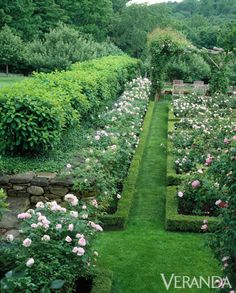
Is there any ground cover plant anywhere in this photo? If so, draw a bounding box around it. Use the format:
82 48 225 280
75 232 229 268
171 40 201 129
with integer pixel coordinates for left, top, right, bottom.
0 56 139 155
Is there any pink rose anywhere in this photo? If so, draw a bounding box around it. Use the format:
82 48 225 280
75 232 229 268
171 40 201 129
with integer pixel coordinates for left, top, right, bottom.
191 180 201 189
68 224 74 231
56 224 62 230
64 194 78 206
77 247 85 256
72 247 79 253
23 238 32 247
224 138 229 144
201 224 208 231
177 191 184 198
41 235 50 241
17 212 32 220
26 258 34 267
78 237 86 246
205 157 213 166
65 236 72 243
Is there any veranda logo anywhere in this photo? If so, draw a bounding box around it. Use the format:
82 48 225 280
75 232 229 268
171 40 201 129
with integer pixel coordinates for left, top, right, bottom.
160 274 232 290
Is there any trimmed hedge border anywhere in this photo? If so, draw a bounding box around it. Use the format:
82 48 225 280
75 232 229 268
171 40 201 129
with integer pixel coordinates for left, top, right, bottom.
165 186 221 232
165 104 221 232
91 267 113 293
100 101 155 230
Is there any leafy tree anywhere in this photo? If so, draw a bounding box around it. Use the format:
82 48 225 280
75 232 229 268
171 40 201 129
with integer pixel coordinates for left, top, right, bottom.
217 23 236 53
25 24 123 72
0 25 25 75
58 0 113 41
110 4 171 57
112 0 128 13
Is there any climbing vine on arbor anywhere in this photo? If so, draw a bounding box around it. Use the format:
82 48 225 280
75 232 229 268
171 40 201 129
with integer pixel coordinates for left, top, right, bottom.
147 28 191 97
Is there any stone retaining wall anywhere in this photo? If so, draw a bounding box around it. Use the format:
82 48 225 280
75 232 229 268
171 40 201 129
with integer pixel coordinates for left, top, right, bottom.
0 171 75 232
0 172 74 204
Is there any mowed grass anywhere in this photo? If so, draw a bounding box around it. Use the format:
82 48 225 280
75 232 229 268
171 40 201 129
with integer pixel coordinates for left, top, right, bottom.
0 76 25 88
96 100 220 293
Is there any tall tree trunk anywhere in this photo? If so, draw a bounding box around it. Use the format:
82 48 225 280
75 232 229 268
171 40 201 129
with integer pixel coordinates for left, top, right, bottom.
6 64 9 76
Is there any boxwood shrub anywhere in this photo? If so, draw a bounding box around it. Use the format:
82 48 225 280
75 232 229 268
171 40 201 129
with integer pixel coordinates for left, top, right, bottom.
0 56 140 155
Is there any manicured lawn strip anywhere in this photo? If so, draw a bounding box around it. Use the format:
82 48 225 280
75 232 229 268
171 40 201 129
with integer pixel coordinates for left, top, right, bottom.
96 100 220 293
101 102 155 230
0 76 25 88
166 104 220 232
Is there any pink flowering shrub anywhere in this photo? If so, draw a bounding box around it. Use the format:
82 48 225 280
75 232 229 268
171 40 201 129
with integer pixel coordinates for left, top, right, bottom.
1 195 102 292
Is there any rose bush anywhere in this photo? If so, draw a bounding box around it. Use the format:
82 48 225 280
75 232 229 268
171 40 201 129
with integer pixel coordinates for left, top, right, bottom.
0 195 102 292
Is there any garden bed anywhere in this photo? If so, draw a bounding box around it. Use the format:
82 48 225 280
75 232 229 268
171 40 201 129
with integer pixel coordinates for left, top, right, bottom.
165 99 228 232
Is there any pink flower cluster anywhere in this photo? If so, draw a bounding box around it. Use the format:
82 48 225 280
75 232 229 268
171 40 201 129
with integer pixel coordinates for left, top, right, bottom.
89 221 103 232
191 180 201 189
64 194 78 206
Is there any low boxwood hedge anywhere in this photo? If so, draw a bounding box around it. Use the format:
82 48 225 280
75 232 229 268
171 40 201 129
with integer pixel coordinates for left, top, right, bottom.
0 56 140 155
166 105 221 232
100 101 155 230
165 186 221 232
91 267 113 293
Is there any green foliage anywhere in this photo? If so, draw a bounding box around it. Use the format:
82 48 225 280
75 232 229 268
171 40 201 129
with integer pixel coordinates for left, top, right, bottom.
166 53 211 82
148 28 191 95
209 55 230 95
25 24 123 72
0 56 139 155
110 4 171 57
0 25 25 74
0 188 8 220
65 0 113 41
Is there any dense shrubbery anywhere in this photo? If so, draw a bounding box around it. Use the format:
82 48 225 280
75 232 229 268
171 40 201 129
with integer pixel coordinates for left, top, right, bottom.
25 24 124 72
0 56 139 155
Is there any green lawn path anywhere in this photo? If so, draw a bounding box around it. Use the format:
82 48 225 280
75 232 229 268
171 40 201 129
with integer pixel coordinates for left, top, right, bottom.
96 100 220 293
0 76 25 88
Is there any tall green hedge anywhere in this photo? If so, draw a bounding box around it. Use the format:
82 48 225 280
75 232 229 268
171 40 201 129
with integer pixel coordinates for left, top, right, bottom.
0 56 140 154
